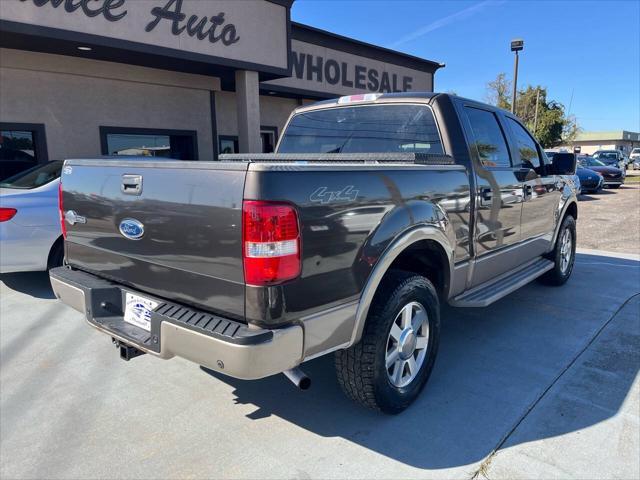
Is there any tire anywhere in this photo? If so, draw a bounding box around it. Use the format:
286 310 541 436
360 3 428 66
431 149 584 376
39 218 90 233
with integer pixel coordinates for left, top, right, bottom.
335 271 440 414
540 215 576 286
47 239 64 270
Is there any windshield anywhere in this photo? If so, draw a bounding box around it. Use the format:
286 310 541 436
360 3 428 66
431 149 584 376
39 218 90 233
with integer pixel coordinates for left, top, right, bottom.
0 161 63 189
579 157 606 167
631 148 640 154
278 104 443 154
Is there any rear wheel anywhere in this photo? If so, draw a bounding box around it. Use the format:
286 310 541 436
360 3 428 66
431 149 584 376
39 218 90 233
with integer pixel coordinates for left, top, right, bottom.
335 271 440 414
540 215 576 286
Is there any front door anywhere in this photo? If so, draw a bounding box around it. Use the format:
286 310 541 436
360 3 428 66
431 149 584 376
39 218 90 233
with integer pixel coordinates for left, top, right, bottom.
504 116 560 256
460 105 526 286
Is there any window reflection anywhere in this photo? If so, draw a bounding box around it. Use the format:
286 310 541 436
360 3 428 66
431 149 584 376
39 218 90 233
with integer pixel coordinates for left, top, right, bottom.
0 130 38 180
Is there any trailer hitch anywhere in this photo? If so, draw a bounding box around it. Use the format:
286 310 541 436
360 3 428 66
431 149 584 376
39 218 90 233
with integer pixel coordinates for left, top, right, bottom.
112 338 146 361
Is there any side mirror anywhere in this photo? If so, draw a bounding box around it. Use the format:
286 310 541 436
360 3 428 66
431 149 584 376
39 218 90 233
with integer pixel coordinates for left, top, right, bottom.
551 153 577 175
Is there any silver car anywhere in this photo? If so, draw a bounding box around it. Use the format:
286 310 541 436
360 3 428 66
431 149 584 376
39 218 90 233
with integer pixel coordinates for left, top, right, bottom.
0 161 63 273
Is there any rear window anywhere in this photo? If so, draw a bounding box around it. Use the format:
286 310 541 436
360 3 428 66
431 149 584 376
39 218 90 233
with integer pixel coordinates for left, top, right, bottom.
0 160 62 189
278 104 443 154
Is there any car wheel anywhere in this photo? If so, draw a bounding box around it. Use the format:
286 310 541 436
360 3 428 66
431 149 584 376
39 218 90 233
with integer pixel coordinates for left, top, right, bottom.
47 239 64 270
540 215 576 286
335 271 440 414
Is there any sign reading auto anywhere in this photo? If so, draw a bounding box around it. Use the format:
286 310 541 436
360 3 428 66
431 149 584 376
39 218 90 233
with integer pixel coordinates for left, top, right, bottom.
2 0 288 70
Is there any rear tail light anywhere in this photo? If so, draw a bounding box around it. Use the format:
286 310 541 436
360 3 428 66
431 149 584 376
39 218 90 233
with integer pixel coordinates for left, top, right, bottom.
58 181 67 239
242 200 301 286
0 207 17 222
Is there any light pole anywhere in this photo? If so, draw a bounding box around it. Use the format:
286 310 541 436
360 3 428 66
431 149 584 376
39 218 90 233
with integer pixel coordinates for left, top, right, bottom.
510 39 524 114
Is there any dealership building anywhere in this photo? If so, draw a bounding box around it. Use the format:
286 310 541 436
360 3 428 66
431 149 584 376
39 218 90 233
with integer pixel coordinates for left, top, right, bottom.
0 0 442 179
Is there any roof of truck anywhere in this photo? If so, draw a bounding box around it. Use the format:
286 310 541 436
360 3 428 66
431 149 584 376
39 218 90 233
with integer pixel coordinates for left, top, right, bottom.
294 92 453 114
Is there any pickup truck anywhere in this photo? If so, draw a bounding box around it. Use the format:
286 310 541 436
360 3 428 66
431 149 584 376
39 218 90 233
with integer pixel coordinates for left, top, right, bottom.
51 93 578 414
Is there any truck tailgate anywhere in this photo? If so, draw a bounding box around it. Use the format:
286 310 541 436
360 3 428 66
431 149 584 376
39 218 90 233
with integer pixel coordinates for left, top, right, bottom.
61 160 247 320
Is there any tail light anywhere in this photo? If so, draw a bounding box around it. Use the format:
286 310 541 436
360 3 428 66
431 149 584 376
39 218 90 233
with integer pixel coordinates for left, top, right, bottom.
58 181 67 239
242 200 301 286
0 207 17 222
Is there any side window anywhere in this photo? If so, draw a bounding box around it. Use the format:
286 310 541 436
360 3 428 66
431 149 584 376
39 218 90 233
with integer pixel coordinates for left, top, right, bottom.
506 118 542 169
464 107 511 167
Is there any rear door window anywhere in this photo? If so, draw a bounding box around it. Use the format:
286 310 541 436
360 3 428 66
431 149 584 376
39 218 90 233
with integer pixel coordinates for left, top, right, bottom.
463 107 511 167
278 104 443 154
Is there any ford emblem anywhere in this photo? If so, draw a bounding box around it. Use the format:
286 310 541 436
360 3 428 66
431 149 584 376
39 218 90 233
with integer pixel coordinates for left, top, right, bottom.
119 218 144 240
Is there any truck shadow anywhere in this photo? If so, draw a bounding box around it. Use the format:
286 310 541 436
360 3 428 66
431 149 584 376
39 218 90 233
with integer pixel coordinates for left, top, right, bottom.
0 272 55 299
202 253 640 470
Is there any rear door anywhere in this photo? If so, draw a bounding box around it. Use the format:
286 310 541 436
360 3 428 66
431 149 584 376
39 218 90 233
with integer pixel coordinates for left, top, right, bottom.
458 102 525 286
62 160 247 319
503 116 560 255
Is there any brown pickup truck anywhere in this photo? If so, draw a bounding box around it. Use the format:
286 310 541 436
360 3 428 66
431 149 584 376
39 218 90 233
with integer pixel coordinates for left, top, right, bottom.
51 93 578 413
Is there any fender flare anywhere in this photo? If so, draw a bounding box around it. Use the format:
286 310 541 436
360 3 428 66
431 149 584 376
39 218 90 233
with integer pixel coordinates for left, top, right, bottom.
549 195 578 252
349 225 454 347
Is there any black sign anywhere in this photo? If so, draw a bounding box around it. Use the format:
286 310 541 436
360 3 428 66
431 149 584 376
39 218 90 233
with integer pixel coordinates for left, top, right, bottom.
19 0 240 46
291 51 413 93
20 0 128 22
146 0 240 46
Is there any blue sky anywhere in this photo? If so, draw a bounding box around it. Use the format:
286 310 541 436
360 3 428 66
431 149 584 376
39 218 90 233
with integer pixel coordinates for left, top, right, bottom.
292 0 640 132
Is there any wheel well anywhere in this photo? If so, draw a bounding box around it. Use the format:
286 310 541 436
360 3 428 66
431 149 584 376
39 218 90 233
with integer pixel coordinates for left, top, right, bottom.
47 236 64 268
565 201 578 220
386 240 449 297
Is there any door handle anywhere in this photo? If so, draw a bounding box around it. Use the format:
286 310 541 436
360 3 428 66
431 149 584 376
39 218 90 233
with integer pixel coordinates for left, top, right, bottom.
121 174 143 195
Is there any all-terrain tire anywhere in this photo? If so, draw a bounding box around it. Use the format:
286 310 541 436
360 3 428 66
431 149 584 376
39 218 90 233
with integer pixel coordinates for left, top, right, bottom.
335 271 440 414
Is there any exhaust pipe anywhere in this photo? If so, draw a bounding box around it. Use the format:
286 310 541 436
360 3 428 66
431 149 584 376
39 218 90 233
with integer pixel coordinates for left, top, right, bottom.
283 368 311 390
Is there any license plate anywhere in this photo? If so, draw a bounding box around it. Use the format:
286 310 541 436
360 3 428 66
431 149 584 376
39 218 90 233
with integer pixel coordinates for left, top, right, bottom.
123 292 159 332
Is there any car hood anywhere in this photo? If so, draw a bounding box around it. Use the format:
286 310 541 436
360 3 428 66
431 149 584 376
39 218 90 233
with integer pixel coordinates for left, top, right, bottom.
586 166 621 175
576 168 601 179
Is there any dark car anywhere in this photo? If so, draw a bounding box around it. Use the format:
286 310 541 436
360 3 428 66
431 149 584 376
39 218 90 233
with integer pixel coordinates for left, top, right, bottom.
575 166 604 194
578 156 625 188
592 150 627 170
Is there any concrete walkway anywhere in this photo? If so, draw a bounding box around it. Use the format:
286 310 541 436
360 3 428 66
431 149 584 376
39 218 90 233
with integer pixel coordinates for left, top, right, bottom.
1 250 638 479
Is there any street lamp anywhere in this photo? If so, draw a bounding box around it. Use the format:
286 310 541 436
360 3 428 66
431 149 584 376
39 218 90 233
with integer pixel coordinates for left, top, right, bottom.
510 38 524 114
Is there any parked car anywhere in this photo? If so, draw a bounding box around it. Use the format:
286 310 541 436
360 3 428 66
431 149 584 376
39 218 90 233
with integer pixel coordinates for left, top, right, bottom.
575 165 604 194
592 150 627 170
0 161 63 273
578 156 625 188
51 93 578 414
629 148 640 170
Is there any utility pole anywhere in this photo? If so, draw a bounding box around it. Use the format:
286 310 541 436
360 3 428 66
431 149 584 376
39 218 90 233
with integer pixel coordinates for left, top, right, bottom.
533 88 540 136
510 39 524 114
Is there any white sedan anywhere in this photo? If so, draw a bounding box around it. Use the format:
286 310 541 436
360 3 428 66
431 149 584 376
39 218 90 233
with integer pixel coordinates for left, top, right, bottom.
0 161 63 273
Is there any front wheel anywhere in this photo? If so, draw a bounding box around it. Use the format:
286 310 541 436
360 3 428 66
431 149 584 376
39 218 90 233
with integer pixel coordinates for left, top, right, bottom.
540 215 576 286
335 271 440 414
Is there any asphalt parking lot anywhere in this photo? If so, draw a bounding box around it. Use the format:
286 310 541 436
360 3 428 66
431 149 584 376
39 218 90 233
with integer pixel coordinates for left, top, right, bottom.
577 181 640 255
1 207 639 479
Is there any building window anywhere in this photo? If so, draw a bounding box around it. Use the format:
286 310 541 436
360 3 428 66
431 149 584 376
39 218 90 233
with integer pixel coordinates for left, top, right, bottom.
219 136 239 154
100 127 198 160
0 123 48 181
260 126 278 153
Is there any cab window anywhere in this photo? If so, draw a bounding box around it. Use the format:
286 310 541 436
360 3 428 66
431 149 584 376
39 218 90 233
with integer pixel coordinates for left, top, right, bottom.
464 107 511 167
506 118 542 169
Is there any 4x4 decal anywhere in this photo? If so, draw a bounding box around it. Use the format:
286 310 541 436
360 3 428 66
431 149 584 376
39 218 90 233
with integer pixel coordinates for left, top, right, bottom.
310 186 359 204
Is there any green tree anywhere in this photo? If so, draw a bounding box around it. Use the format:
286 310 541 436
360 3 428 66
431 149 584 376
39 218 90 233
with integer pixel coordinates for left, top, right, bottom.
485 73 511 110
485 74 579 148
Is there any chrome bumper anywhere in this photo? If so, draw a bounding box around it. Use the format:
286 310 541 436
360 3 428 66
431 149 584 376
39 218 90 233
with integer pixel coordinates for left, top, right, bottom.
50 267 304 380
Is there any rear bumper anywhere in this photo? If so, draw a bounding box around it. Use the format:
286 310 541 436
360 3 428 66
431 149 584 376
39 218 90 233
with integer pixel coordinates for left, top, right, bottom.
49 267 304 380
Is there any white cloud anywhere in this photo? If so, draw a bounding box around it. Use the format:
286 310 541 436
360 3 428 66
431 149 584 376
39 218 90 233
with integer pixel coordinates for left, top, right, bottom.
387 0 506 48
